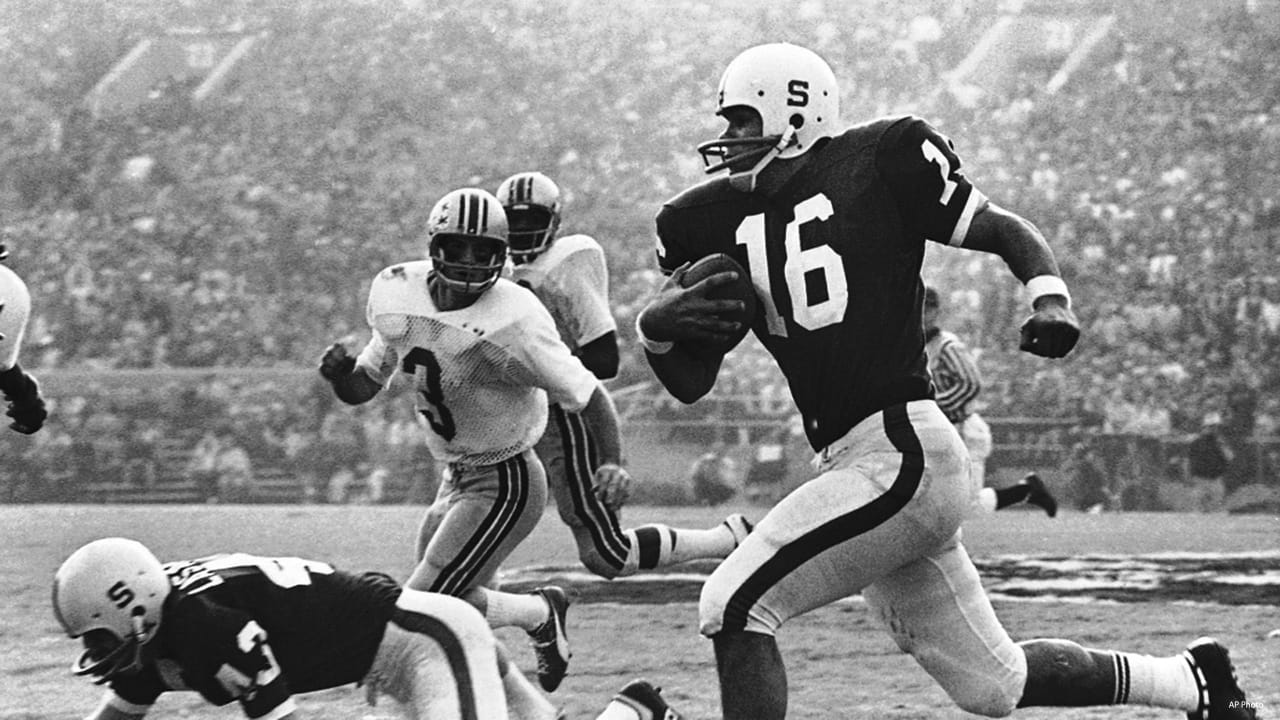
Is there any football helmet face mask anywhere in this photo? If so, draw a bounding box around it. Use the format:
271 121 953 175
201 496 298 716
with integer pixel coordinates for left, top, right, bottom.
52 538 170 684
496 172 561 264
697 43 840 192
426 188 509 296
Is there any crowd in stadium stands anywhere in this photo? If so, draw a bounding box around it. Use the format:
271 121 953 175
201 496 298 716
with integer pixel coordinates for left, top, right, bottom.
1 0 1277 508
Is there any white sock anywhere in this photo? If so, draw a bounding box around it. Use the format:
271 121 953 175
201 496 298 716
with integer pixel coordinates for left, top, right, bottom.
477 588 549 632
1105 651 1199 710
975 487 998 514
620 523 736 575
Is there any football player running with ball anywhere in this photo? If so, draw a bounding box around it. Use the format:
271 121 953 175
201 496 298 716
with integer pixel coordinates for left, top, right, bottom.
498 171 751 582
319 188 626 696
54 537 681 720
636 42 1256 720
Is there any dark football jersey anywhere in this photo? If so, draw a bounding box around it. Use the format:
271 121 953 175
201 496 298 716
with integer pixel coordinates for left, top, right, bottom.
107 554 400 718
656 115 989 451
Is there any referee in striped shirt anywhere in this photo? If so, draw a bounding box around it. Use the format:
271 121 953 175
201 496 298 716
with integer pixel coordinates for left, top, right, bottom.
923 285 1057 517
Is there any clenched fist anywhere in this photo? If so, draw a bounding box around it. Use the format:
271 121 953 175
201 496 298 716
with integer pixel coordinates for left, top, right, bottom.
1019 297 1080 359
319 342 356 383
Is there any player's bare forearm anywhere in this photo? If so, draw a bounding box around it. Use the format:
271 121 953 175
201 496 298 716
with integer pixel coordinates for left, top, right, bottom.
329 366 382 405
645 344 721 404
962 203 1063 283
579 385 623 465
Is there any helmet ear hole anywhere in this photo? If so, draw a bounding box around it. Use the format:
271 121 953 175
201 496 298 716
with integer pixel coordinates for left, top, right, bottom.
789 113 805 129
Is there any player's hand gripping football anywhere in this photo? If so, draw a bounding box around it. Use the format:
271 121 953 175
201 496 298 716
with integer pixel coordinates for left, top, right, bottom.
593 462 632 510
1019 296 1080 358
319 342 356 383
639 262 747 347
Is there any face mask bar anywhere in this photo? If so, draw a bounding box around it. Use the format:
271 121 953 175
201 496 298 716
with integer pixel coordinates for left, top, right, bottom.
697 125 798 193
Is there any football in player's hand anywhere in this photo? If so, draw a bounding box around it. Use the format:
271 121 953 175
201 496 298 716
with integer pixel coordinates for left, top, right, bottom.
679 253 757 355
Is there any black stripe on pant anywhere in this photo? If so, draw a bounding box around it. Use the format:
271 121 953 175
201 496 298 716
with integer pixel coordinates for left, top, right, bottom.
721 404 924 632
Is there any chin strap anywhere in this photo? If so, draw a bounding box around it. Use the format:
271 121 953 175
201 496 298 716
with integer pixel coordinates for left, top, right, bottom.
728 124 798 193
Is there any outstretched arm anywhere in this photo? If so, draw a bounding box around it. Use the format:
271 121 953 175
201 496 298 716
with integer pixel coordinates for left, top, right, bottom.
963 203 1080 358
577 384 632 509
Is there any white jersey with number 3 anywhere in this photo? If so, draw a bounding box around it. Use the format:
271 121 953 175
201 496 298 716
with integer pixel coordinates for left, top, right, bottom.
355 261 598 466
508 233 616 352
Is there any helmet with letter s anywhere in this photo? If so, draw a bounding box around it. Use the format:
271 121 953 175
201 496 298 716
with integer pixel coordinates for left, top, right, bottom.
426 187 509 296
698 43 840 191
495 171 561 264
52 537 171 683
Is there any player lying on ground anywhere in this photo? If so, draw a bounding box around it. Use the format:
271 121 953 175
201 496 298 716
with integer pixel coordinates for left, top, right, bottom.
53 537 682 720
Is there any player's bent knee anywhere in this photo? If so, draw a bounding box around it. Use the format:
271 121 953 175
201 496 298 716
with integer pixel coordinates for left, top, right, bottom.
699 581 780 638
906 644 1023 717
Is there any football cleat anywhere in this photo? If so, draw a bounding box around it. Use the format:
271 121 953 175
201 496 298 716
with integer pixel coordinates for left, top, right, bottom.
1183 637 1256 720
723 513 754 548
529 586 571 692
1023 473 1058 518
612 679 683 720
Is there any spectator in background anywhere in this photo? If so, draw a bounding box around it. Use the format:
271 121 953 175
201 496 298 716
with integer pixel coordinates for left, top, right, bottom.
690 443 736 507
214 428 253 502
186 429 223 502
1185 412 1231 511
744 425 789 505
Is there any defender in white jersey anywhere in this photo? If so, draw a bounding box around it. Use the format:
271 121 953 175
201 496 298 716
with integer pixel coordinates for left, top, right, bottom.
499 171 750 580
320 188 633 694
0 246 47 435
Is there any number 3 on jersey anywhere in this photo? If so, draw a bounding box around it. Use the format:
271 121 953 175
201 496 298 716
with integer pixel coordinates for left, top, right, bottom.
402 347 457 440
736 193 847 336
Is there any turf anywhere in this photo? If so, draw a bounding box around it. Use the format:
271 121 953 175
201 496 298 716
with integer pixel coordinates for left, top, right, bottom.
3 504 1277 719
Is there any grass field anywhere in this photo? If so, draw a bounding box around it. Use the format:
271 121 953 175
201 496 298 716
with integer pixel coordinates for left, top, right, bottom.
2 503 1277 719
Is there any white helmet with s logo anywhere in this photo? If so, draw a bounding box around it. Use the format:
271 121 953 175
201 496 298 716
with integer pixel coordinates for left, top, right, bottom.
52 537 171 683
698 43 840 191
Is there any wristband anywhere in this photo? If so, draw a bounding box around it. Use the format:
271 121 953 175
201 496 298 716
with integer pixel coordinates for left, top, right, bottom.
634 312 673 355
1026 275 1071 310
596 462 625 473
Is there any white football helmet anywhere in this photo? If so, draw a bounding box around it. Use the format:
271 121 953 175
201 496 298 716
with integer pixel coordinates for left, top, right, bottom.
496 171 561 263
427 188 509 295
697 43 840 191
53 538 171 683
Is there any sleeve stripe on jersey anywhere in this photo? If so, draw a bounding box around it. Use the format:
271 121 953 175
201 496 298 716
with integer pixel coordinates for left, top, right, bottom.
948 188 987 247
